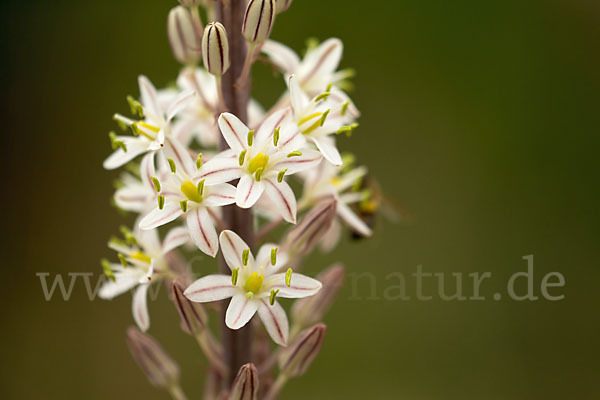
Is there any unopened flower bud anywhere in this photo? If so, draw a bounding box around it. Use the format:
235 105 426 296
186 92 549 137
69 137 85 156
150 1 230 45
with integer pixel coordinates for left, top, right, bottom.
278 324 327 377
229 363 259 400
167 6 203 65
292 263 345 327
202 22 230 76
283 197 336 257
126 327 180 388
242 0 275 44
274 0 293 13
172 281 208 336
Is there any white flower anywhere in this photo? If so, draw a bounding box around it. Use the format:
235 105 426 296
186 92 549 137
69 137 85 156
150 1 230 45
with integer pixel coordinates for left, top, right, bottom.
287 75 359 166
99 227 189 331
299 160 372 250
262 38 351 96
184 230 322 345
103 75 196 170
139 150 236 257
196 109 322 223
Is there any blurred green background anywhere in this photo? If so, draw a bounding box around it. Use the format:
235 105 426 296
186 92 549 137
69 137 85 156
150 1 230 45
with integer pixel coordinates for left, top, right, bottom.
3 0 599 398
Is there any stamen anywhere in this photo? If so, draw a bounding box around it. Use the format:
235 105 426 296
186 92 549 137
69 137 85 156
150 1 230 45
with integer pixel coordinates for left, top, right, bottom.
180 200 188 212
151 177 161 192
101 259 116 281
232 268 239 285
287 151 302 158
239 150 247 166
181 181 203 203
242 249 250 266
248 153 269 173
196 153 203 169
158 195 165 210
247 129 254 146
167 158 177 173
271 247 278 266
277 169 287 183
285 268 293 287
197 179 205 196
255 167 264 182
273 126 280 147
314 92 331 102
269 289 279 305
118 253 128 268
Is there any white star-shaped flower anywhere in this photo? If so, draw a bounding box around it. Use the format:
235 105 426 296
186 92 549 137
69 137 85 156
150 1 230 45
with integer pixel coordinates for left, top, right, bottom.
196 108 322 223
99 227 189 331
184 230 322 345
103 75 196 170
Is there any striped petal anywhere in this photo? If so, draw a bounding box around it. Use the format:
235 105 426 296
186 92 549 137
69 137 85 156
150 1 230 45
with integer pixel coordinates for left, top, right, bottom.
164 136 195 175
197 156 243 185
274 149 322 175
103 138 149 170
132 284 150 332
219 230 254 271
202 183 237 207
166 89 196 121
263 178 297 224
262 39 300 75
218 112 250 155
226 294 259 330
138 75 162 123
312 136 342 166
268 273 322 299
187 207 219 257
255 108 292 147
184 275 237 302
236 175 265 208
298 38 343 88
139 203 184 230
288 75 309 116
257 299 289 346
114 185 151 212
337 201 372 237
162 226 190 254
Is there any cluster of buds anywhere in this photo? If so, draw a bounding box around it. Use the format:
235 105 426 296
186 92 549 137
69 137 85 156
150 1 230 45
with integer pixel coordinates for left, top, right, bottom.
100 0 384 398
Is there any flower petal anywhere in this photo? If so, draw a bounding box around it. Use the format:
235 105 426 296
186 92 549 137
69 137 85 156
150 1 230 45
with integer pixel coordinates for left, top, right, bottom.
99 268 141 299
274 149 322 175
261 40 300 75
263 179 297 224
337 201 372 237
139 203 184 230
257 299 289 346
196 156 243 185
186 207 219 257
226 294 259 330
132 284 150 331
236 175 265 208
268 273 322 298
184 275 236 302
255 108 292 147
103 138 149 170
164 136 195 175
166 89 196 121
202 183 237 207
298 38 343 88
219 230 254 271
162 226 190 254
256 244 289 274
114 185 151 212
218 112 250 155
288 75 309 115
312 136 342 166
139 153 156 189
138 75 162 122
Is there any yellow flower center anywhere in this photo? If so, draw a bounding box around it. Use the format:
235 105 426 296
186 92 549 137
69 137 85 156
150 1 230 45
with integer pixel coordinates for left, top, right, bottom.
248 153 269 174
130 251 152 264
244 272 264 294
181 180 203 203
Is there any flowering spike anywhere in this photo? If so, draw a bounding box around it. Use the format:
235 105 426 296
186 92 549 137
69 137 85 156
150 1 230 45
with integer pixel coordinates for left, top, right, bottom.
196 153 203 169
151 177 161 192
158 195 165 210
285 268 293 287
239 149 247 166
273 126 280 146
167 158 177 173
101 259 116 281
118 253 128 268
254 167 263 181
242 249 250 266
271 247 278 266
269 289 279 305
287 151 302 158
319 109 330 126
232 268 240 286
247 130 254 146
202 22 230 76
242 0 276 45
277 168 287 183
180 200 188 212
197 179 205 196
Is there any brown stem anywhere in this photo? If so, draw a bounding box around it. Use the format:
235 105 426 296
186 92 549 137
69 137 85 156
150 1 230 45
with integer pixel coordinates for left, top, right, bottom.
216 0 255 387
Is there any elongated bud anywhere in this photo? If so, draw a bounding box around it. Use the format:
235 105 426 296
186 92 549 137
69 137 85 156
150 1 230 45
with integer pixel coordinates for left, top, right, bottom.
278 324 327 377
228 363 259 400
126 327 180 388
202 22 230 76
167 6 203 65
172 281 208 335
242 0 275 44
274 0 293 13
283 197 336 257
292 264 345 327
